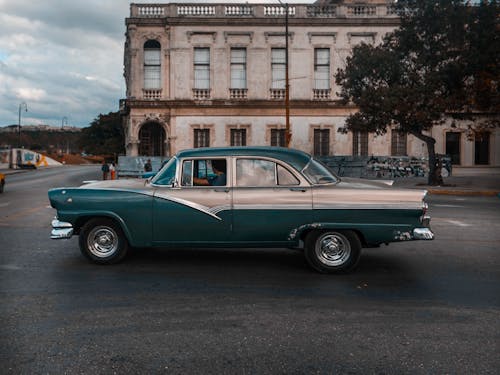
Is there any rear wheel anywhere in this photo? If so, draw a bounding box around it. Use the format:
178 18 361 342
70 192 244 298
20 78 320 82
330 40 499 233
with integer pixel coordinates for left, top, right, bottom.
79 218 128 264
304 230 361 273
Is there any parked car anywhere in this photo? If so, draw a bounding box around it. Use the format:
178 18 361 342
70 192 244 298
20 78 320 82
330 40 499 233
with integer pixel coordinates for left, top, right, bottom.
49 147 433 273
0 173 5 193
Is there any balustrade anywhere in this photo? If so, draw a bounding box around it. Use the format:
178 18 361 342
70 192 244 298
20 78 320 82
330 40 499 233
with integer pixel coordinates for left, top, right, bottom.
270 89 285 100
131 3 396 19
347 5 376 16
313 89 331 100
143 89 162 100
193 89 211 100
225 6 253 16
178 6 216 16
230 89 248 100
137 6 164 17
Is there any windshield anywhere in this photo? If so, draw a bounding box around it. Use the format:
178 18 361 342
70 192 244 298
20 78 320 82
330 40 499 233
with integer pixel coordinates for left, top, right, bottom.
151 157 177 186
302 158 339 185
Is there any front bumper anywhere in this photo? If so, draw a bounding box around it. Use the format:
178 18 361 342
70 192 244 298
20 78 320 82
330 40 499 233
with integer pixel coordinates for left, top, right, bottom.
51 219 74 239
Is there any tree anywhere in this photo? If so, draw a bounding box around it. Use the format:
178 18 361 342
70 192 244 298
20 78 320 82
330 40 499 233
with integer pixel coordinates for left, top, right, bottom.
78 111 125 157
336 0 499 185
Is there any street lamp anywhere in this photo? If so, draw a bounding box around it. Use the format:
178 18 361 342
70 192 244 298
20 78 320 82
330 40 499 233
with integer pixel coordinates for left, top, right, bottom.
18 102 28 148
61 116 68 129
277 0 291 147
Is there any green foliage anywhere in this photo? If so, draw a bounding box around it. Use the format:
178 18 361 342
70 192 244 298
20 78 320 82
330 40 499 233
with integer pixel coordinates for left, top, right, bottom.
78 111 125 156
335 0 499 184
0 130 81 153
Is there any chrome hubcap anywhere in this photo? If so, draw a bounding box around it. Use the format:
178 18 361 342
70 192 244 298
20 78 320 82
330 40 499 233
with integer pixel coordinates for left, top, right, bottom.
315 232 351 266
87 226 118 258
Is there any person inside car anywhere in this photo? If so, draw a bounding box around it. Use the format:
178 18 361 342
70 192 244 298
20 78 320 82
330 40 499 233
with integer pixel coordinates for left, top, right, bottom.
193 159 226 186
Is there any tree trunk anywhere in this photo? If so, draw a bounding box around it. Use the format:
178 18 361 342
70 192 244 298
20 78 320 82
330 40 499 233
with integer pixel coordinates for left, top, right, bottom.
410 131 442 186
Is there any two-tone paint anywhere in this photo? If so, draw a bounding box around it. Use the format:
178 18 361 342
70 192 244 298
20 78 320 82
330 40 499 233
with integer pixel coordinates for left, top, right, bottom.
49 147 433 250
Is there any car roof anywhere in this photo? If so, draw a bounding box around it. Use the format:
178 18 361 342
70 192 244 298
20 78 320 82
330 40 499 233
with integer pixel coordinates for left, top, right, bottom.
176 147 312 171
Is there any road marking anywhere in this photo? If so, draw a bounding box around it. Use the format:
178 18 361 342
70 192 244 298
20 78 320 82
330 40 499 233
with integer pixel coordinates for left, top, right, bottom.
433 204 464 208
0 202 10 208
435 219 471 227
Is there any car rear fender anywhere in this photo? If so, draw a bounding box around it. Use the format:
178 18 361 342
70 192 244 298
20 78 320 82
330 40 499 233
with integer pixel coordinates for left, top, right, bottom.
289 223 367 247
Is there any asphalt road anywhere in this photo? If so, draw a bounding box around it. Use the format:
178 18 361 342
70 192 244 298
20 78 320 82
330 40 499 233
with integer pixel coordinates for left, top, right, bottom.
0 166 499 374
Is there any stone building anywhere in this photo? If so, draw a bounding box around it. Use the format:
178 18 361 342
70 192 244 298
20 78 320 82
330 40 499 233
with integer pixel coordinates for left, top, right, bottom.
121 0 499 167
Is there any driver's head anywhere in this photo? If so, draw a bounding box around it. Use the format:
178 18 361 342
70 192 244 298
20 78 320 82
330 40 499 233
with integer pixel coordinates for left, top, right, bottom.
211 159 226 174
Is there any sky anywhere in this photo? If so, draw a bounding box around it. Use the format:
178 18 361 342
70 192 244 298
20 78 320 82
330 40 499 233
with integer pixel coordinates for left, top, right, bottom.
0 0 315 128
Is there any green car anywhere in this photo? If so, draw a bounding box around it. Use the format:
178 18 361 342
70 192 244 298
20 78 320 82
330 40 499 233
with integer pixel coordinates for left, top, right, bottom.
49 147 433 273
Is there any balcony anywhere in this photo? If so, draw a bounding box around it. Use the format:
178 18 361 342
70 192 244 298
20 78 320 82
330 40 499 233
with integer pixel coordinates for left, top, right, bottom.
230 89 248 100
130 3 399 19
270 89 285 100
193 89 211 100
313 89 331 100
143 89 162 100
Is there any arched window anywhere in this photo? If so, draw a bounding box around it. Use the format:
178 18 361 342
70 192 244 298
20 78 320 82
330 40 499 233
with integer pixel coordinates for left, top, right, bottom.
144 40 161 89
139 122 165 156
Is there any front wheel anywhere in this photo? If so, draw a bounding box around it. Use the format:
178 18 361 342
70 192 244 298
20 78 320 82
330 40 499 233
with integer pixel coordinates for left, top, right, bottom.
304 230 361 273
79 218 128 264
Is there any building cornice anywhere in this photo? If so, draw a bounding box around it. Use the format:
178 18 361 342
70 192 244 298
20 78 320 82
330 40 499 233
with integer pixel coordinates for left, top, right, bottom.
126 17 400 28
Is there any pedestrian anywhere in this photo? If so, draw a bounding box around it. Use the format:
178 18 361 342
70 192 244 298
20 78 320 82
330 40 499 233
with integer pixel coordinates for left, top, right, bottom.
144 159 152 172
110 162 116 180
101 160 110 180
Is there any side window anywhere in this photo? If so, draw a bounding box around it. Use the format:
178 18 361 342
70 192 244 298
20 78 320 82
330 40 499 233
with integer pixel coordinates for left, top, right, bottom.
236 159 276 187
182 159 227 187
277 164 299 186
181 160 193 186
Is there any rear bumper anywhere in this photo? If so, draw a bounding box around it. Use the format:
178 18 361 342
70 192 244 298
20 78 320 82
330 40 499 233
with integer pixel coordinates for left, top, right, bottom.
413 227 434 240
51 218 73 239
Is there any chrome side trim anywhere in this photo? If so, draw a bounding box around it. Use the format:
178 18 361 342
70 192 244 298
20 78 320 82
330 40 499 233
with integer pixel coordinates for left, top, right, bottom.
161 195 223 221
51 219 74 239
413 228 434 240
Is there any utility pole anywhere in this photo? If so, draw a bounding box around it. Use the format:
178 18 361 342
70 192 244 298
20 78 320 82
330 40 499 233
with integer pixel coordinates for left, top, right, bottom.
278 0 291 147
18 102 28 148
284 2 291 147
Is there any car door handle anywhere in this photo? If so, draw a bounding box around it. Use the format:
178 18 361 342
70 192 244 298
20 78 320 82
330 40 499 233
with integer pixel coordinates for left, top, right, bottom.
214 188 229 193
289 187 306 192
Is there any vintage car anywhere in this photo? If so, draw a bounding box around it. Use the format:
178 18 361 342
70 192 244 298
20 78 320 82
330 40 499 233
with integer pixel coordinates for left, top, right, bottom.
49 147 433 273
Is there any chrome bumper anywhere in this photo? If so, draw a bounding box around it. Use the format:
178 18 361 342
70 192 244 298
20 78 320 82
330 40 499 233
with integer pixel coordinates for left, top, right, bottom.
51 219 74 239
413 227 434 240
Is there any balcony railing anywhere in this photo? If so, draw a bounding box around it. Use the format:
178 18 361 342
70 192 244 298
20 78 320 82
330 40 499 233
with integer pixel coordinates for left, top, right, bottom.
313 89 331 100
143 89 162 100
131 3 399 19
270 89 285 100
193 89 211 100
230 89 248 100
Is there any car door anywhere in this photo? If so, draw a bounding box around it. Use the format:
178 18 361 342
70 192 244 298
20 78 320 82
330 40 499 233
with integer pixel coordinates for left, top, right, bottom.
231 157 312 245
152 158 232 245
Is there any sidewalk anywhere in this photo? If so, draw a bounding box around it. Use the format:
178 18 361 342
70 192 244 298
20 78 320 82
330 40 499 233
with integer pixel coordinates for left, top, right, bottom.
393 167 500 196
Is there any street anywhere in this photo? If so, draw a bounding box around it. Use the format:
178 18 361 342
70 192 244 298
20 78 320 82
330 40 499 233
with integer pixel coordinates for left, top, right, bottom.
0 166 499 374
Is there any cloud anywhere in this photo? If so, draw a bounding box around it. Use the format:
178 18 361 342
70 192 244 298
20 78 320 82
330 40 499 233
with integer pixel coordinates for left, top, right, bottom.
15 88 47 101
0 0 314 127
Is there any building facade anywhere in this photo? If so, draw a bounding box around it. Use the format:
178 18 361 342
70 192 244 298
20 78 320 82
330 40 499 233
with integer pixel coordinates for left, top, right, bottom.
121 0 499 167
